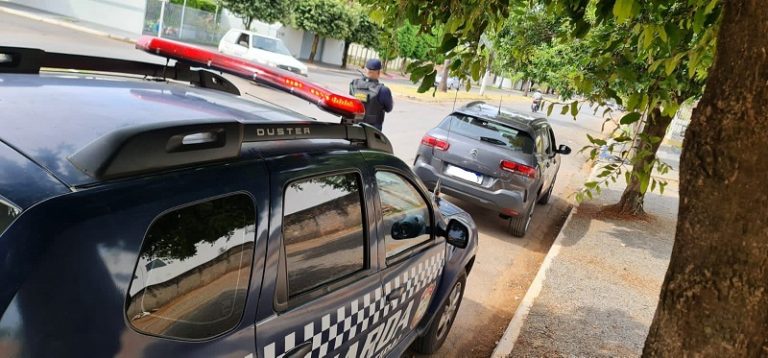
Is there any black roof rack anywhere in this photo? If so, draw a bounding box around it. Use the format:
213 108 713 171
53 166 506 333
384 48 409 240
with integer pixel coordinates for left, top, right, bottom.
0 46 240 95
67 120 392 181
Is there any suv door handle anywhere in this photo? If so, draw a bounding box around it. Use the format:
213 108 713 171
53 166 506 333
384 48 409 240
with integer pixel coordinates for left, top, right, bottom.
387 287 405 301
285 340 313 358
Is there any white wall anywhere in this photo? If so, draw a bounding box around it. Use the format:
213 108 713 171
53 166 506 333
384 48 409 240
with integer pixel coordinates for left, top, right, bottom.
276 26 304 58
320 38 344 66
9 0 146 35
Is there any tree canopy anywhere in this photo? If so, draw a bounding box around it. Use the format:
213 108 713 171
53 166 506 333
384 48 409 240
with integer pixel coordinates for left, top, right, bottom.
291 0 356 41
220 0 291 28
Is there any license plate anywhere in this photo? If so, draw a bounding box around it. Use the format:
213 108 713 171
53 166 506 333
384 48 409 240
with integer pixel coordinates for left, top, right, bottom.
445 164 483 184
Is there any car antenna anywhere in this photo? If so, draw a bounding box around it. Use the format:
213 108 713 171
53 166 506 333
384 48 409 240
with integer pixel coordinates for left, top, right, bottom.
498 95 503 115
452 85 459 111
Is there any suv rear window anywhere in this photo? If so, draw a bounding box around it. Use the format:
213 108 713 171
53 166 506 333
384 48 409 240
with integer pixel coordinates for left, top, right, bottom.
450 114 534 154
126 194 256 340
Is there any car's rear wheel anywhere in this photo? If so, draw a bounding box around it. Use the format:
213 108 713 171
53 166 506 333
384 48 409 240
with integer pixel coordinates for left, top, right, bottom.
413 271 467 354
509 199 536 237
538 176 556 205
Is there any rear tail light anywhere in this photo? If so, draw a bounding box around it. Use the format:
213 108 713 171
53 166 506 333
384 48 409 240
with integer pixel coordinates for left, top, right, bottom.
500 160 537 178
421 135 450 151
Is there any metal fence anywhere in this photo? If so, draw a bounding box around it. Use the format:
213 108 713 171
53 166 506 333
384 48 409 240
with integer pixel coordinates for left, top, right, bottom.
143 0 230 46
346 43 406 73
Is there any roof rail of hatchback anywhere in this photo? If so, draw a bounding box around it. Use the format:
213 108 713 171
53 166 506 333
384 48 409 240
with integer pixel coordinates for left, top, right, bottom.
67 120 392 181
463 101 487 108
0 46 240 95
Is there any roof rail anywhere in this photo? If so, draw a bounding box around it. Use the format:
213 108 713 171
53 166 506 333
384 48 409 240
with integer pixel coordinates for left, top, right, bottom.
0 46 240 95
463 101 486 108
67 120 392 181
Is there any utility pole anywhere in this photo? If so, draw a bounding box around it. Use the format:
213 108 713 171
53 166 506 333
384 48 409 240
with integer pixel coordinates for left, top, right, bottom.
179 0 188 39
157 0 167 38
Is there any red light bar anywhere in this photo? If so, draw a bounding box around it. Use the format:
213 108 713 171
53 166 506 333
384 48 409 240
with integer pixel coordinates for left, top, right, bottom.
135 36 365 120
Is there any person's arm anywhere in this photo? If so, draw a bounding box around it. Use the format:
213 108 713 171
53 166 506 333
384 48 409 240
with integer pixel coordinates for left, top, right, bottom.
378 86 394 112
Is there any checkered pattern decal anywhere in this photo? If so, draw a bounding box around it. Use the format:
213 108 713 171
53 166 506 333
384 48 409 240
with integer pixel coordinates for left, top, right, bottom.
263 251 445 358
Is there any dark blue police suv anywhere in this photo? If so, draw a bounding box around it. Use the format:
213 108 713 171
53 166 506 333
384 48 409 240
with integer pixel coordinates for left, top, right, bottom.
0 37 477 358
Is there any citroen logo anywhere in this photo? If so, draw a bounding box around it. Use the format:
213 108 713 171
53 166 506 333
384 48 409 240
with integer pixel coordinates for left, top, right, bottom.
470 148 479 160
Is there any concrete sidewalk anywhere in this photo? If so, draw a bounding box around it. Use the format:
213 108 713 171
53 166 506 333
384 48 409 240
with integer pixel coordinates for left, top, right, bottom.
493 146 680 357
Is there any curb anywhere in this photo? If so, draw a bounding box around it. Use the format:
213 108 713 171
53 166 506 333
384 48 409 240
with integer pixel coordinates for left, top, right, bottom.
0 5 136 44
491 205 576 357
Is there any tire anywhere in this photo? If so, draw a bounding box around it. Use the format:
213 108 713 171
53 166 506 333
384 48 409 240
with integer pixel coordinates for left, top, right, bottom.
509 199 536 237
413 271 467 354
538 176 556 205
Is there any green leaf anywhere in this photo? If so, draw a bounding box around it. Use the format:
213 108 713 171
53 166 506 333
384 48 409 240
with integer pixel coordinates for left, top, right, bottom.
587 134 607 146
450 59 463 70
439 34 459 53
547 103 555 117
570 101 579 118
560 105 570 115
626 93 641 111
613 0 639 23
659 181 667 195
651 179 657 192
417 71 438 93
657 25 668 43
573 20 591 38
620 112 642 125
642 26 655 49
585 181 599 189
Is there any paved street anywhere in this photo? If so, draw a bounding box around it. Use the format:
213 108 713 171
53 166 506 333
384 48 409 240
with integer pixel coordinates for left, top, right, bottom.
1 10 606 357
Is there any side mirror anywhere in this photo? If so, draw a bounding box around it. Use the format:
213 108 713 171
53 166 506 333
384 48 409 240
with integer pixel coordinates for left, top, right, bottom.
444 220 469 249
557 144 572 155
391 215 427 240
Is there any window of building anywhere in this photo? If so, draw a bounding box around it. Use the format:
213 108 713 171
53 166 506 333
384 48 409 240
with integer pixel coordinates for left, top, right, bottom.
126 194 256 340
375 172 432 259
283 173 366 297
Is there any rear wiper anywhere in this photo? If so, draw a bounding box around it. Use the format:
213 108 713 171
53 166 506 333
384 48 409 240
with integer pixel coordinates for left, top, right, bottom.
480 136 506 146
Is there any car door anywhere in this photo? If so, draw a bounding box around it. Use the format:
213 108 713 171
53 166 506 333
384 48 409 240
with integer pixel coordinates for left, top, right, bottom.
534 125 554 193
255 151 385 358
370 163 446 356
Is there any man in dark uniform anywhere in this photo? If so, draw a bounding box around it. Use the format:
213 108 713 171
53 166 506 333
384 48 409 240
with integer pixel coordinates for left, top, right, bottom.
349 59 393 131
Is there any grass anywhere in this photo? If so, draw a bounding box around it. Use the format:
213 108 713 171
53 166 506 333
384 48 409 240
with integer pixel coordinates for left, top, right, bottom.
388 83 532 104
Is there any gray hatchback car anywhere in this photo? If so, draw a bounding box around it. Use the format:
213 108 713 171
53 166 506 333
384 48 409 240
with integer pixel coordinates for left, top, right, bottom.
413 102 571 237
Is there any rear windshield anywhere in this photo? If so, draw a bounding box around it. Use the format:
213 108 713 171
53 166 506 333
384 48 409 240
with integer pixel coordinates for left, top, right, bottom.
252 35 292 56
449 114 534 154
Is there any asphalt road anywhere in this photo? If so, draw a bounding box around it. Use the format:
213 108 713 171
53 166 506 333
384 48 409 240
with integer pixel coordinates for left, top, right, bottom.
1 10 607 357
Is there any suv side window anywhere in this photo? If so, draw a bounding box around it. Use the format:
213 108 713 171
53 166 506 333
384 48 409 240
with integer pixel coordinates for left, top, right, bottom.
237 33 250 47
126 193 256 340
548 127 558 151
375 171 432 260
540 127 552 155
283 173 366 298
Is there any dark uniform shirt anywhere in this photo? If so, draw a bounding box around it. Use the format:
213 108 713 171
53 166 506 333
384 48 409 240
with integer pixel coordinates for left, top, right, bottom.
349 78 393 130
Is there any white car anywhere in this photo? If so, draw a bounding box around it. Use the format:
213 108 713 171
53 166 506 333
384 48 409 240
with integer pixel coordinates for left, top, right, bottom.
434 75 461 90
218 29 308 76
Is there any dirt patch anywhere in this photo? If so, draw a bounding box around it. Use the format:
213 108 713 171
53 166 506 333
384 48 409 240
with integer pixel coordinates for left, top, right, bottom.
414 199 571 358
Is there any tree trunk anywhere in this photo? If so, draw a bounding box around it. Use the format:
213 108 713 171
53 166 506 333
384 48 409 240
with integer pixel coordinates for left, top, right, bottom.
606 107 673 216
400 58 408 74
308 34 320 63
244 16 253 30
643 2 768 356
438 59 450 92
523 79 531 96
382 58 389 74
341 40 351 69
